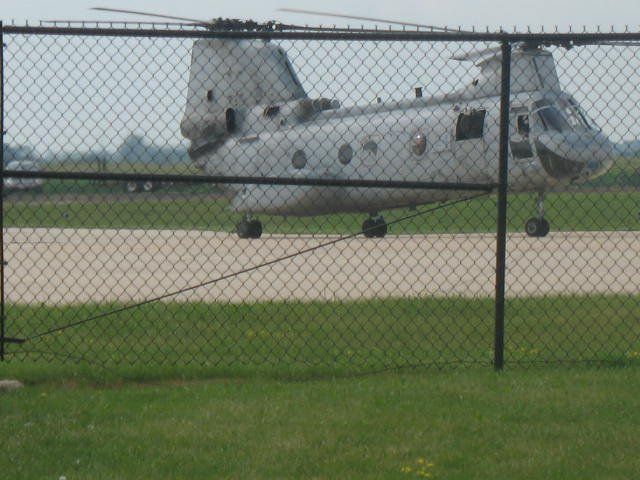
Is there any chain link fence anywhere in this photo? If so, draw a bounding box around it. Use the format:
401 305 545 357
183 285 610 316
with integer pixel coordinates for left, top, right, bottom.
1 24 639 371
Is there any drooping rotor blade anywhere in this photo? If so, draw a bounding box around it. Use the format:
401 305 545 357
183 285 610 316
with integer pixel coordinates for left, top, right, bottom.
42 19 195 27
91 7 210 26
451 46 503 62
592 41 640 47
278 8 474 34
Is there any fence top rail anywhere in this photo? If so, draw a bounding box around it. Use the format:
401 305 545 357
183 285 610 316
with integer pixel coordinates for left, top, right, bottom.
3 23 640 42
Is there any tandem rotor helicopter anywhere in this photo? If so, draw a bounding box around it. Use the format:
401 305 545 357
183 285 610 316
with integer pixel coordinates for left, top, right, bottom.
90 7 631 239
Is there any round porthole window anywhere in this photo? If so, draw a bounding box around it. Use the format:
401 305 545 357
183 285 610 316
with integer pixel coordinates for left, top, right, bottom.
412 131 427 156
338 144 353 165
292 149 307 169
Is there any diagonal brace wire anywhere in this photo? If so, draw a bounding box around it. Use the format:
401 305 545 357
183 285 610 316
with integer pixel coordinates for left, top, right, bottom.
22 192 491 343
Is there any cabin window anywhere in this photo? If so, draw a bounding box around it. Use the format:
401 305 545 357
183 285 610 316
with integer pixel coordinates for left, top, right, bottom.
517 115 530 136
292 150 307 169
363 140 378 155
225 108 237 133
338 144 353 165
455 109 486 141
206 89 214 102
264 105 280 118
412 132 427 156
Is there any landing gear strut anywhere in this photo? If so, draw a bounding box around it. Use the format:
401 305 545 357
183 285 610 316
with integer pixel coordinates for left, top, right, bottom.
236 216 262 239
525 193 550 238
362 214 387 238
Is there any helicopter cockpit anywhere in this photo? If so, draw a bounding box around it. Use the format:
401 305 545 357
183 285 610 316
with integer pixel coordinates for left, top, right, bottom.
532 98 595 133
514 96 613 181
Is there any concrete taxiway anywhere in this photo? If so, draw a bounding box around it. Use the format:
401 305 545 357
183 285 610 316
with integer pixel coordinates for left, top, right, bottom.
4 228 639 305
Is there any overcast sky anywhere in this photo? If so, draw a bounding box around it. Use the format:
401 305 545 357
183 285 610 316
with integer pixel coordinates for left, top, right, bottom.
3 0 640 154
3 0 640 31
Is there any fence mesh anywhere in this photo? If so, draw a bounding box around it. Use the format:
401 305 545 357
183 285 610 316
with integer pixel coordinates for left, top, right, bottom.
2 25 640 370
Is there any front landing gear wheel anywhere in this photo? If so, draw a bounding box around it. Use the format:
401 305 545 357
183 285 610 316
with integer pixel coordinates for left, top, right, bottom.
236 218 262 239
362 216 388 238
525 218 550 238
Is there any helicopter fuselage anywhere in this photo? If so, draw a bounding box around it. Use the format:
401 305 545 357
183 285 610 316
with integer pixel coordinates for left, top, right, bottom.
198 90 613 216
180 40 614 219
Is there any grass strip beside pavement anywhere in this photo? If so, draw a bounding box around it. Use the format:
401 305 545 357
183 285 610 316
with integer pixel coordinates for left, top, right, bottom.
4 294 640 380
4 190 640 233
1 368 640 479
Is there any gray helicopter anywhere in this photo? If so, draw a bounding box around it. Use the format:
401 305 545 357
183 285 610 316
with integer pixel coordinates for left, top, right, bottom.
94 8 619 239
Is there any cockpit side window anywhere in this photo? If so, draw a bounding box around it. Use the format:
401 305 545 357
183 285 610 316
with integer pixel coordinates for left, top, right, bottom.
557 98 590 129
533 101 571 133
456 109 486 141
566 97 596 130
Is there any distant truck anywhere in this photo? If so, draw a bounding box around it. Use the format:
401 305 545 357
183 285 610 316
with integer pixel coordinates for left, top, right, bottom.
3 160 44 194
125 179 156 193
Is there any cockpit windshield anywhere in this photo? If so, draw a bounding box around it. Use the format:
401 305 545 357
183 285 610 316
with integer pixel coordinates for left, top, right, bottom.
557 98 592 129
532 99 593 133
566 97 599 131
534 105 571 132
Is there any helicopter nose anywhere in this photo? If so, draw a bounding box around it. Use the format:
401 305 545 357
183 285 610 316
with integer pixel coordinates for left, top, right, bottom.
579 132 615 180
535 131 614 181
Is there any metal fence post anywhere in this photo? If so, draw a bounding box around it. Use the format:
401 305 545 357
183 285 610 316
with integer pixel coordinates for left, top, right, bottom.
0 21 5 361
493 39 512 371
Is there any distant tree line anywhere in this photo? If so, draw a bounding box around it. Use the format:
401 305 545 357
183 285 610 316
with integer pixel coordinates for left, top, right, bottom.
3 133 189 167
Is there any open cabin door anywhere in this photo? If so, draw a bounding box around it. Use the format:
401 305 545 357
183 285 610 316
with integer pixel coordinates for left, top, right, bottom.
452 108 487 178
510 107 534 160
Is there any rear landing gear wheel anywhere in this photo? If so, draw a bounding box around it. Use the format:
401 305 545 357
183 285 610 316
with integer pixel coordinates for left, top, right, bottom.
362 215 387 238
236 218 262 239
126 181 138 193
525 218 550 238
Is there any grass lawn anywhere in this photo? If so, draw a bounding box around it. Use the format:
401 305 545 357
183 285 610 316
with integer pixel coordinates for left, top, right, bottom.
4 189 640 233
1 368 640 479
4 295 640 374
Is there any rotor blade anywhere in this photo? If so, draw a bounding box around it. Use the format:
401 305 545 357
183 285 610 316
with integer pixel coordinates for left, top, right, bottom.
42 19 198 27
451 46 503 62
567 39 640 48
594 41 640 47
91 7 210 25
278 8 474 34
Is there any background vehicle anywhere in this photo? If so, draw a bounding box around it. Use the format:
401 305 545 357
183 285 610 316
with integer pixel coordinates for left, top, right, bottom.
3 160 44 194
125 179 157 193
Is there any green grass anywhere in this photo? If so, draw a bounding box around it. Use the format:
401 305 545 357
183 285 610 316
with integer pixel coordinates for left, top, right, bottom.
2 295 640 478
4 295 640 378
1 369 640 479
584 158 640 188
4 189 640 233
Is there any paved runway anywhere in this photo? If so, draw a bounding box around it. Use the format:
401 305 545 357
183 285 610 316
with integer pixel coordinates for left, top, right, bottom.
4 228 640 305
